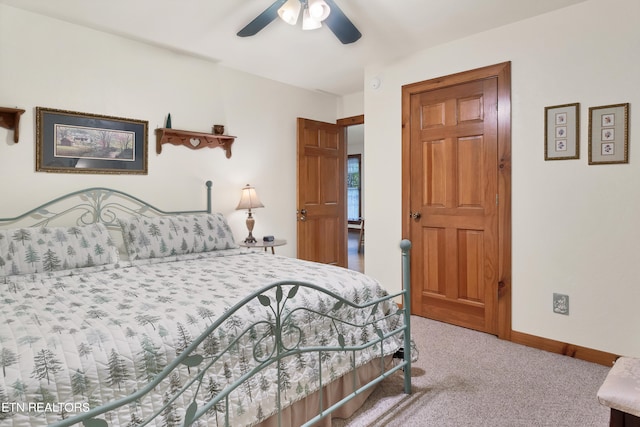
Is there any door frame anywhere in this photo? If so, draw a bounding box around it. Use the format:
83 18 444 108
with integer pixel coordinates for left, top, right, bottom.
338 115 365 268
401 62 512 340
296 115 364 266
338 116 365 215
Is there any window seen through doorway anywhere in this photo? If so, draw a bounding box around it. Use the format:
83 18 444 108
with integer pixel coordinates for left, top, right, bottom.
347 154 361 222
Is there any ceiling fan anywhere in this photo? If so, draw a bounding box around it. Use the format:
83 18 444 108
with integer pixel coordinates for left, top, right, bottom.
237 0 362 44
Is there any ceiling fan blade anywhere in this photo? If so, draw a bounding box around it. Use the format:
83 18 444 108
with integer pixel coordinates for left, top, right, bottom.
323 0 362 44
237 0 287 37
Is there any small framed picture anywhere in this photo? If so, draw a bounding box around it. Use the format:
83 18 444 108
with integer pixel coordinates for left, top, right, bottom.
545 103 579 160
589 103 629 165
601 142 615 156
601 128 615 141
601 113 615 127
555 140 567 151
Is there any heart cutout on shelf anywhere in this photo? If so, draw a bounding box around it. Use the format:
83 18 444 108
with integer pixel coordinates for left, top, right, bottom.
190 138 201 147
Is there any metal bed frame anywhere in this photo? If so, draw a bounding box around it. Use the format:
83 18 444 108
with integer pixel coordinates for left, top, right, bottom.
0 181 412 427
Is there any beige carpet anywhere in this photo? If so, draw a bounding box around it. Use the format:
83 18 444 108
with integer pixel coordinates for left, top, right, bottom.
334 316 611 427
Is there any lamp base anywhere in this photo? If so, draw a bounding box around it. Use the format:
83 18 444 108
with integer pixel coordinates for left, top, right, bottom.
244 211 257 243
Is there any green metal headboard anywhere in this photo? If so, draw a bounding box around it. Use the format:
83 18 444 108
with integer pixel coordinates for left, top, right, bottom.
0 181 212 228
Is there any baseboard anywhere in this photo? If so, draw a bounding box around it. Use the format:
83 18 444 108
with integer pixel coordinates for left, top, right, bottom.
510 330 619 367
403 311 619 366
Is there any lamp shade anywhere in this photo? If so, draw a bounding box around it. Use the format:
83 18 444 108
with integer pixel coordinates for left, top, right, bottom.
236 184 264 210
308 0 330 21
278 0 301 25
302 8 322 30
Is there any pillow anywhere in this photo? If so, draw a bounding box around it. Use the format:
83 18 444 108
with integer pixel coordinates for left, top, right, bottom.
119 213 238 261
0 223 119 277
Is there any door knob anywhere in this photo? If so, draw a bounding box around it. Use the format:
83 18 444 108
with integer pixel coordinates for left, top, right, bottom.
410 211 422 219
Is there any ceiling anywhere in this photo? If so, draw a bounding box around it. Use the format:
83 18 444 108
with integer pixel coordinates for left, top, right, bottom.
0 0 586 96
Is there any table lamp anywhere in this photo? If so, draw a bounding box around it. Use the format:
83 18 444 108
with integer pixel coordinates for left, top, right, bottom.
236 184 264 243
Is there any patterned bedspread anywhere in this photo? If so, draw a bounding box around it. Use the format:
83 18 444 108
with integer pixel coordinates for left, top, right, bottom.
0 249 402 426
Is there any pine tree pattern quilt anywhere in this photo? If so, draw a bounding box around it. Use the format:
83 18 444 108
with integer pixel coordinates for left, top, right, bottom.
0 249 402 426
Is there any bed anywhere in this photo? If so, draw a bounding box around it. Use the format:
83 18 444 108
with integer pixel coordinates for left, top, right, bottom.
0 181 412 427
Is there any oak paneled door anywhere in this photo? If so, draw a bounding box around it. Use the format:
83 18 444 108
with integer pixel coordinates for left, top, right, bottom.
296 117 347 267
402 63 512 337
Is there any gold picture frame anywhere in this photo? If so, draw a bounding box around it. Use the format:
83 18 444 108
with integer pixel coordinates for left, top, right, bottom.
588 103 629 165
544 103 579 160
36 107 148 174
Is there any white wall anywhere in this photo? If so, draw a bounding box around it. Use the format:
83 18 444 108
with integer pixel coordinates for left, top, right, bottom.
338 92 363 119
0 5 338 259
364 0 640 356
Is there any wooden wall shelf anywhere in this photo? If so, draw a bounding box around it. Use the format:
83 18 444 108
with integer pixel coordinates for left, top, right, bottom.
155 128 235 158
0 107 26 143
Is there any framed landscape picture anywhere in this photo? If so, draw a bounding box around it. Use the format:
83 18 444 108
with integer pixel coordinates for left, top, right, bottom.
36 107 148 174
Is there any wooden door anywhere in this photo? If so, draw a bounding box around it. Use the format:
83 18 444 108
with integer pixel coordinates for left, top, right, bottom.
296 118 347 267
402 63 511 336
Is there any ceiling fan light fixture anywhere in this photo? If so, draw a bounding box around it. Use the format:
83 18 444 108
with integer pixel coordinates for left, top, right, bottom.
278 0 302 25
238 0 360 44
302 8 322 30
308 0 330 21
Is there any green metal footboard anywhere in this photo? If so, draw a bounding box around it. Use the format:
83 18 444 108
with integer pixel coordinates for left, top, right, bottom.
49 240 412 427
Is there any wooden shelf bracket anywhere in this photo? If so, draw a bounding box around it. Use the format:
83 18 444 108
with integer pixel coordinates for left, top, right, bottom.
155 128 235 158
0 107 26 143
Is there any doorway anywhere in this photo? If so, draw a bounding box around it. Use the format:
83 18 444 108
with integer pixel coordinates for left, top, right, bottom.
347 125 364 273
296 115 364 269
402 62 512 339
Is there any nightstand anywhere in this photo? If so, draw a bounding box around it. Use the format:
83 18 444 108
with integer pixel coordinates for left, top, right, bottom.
239 239 287 254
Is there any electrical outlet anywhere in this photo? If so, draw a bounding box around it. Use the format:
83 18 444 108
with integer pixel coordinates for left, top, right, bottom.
553 293 569 315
